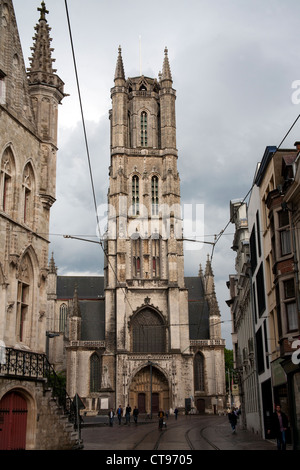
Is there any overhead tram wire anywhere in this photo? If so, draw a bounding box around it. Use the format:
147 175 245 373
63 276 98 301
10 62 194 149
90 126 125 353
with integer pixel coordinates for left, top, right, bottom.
64 0 101 243
62 5 300 343
63 0 137 316
187 112 300 339
210 112 300 262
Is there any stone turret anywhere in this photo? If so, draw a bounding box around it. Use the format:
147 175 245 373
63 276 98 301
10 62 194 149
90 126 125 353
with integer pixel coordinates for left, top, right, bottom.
204 255 222 340
159 47 176 150
27 1 66 143
69 287 81 341
27 2 67 209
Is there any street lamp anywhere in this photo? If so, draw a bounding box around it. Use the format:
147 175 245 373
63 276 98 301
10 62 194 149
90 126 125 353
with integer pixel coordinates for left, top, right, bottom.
45 330 59 361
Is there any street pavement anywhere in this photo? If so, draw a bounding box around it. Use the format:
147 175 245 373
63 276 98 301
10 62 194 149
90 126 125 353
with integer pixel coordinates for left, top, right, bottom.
78 413 293 452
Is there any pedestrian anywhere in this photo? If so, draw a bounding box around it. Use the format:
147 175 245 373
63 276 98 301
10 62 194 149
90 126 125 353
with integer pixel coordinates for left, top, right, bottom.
267 404 289 450
174 407 178 420
158 409 164 430
133 406 139 425
108 408 114 427
117 404 123 425
125 403 131 425
228 407 238 433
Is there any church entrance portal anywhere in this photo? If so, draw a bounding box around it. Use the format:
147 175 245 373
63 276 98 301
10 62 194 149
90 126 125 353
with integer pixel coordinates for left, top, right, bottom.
129 366 169 415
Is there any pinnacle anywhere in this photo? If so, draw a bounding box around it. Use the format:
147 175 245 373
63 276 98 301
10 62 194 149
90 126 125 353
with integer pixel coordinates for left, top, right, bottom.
28 2 56 75
161 46 172 82
49 252 57 274
114 45 125 81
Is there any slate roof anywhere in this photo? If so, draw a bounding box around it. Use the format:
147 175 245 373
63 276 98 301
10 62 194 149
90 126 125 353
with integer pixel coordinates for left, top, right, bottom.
57 276 104 299
56 275 209 341
185 277 209 339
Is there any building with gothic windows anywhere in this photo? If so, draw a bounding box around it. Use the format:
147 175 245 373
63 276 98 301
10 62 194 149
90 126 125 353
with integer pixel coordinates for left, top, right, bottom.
0 0 77 450
48 47 226 417
0 3 226 448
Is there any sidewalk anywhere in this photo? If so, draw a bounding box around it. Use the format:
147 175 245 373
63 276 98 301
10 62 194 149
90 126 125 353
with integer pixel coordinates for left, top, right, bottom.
201 417 293 450
79 414 293 451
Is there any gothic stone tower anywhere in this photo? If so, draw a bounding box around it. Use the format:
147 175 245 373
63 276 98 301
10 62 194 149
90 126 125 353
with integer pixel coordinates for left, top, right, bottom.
0 1 65 353
104 47 193 412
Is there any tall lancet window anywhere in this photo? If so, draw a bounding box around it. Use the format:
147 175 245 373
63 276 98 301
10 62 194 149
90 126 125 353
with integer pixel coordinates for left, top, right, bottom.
128 111 132 147
132 175 139 215
1 147 15 215
59 303 68 333
90 353 101 392
194 352 205 391
22 163 35 226
132 235 141 277
152 236 160 278
141 111 147 147
151 176 159 215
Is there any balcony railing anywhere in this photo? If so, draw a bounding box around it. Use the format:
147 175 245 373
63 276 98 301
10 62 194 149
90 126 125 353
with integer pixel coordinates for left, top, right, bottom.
0 347 76 422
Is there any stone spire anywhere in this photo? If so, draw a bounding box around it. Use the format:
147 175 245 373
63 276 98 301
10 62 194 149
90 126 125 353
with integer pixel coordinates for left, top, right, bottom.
204 254 221 318
28 2 56 75
48 252 57 274
198 263 204 279
72 286 81 318
114 46 125 82
161 47 172 84
27 2 65 96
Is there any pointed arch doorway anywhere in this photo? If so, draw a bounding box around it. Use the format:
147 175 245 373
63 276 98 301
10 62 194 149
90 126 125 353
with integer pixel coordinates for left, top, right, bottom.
129 365 169 415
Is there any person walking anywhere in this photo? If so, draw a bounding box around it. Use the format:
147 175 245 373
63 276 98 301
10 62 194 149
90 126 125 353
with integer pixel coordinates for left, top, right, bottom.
108 408 115 427
228 407 238 433
267 404 289 450
174 407 178 420
117 405 123 425
125 404 131 425
158 409 164 430
133 406 139 425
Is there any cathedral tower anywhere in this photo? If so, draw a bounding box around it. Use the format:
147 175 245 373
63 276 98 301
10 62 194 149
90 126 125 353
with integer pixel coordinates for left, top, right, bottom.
104 47 193 412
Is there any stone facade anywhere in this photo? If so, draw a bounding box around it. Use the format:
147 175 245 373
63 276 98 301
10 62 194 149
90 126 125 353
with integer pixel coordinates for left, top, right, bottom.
49 48 226 417
0 1 77 450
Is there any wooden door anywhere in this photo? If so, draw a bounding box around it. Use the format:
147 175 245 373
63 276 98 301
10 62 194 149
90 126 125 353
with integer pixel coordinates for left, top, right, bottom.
152 393 159 413
138 393 146 413
0 392 27 450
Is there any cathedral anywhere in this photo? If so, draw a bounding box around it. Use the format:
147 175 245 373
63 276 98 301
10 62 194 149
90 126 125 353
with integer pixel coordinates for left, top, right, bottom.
48 47 226 416
0 2 226 449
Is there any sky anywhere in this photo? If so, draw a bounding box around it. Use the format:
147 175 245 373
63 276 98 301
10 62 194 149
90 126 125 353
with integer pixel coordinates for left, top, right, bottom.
13 0 300 348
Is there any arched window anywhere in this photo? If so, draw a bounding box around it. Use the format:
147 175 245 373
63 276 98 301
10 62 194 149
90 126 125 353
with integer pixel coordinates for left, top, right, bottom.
127 111 132 147
22 163 35 226
132 235 141 277
17 253 33 345
194 353 205 391
132 175 139 216
151 176 159 215
1 147 15 215
151 236 160 278
131 308 166 353
90 353 101 393
59 303 68 332
141 111 147 147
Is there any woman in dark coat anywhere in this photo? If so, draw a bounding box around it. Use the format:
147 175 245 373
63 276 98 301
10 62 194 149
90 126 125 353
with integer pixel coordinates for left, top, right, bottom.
228 408 238 433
